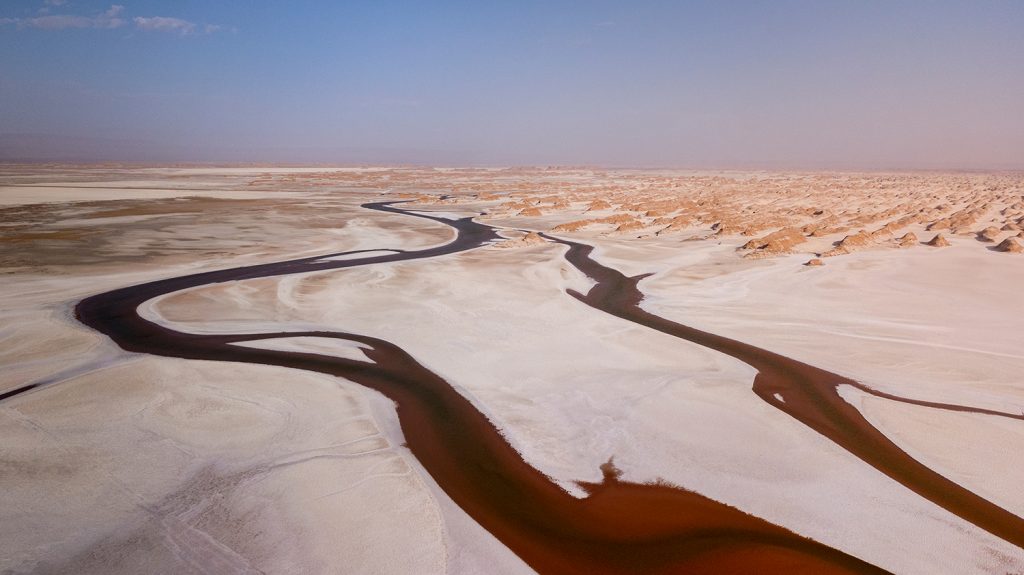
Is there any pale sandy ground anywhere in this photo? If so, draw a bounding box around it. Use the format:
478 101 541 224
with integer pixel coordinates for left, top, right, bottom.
0 170 532 575
2 166 1023 574
0 186 301 205
149 233 1024 574
639 239 1024 524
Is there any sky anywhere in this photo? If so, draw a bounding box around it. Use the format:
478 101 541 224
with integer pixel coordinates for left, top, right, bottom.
1 0 1022 168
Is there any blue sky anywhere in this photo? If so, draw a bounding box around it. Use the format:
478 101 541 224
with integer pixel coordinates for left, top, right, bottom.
1 1 1022 167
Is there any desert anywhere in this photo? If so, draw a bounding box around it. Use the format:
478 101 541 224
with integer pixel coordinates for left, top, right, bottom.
5 0 1024 570
1 165 1023 573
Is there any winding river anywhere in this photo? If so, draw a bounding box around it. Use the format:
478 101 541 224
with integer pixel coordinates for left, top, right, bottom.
5 200 1022 573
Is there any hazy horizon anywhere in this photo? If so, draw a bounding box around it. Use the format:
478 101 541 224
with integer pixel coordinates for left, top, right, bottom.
2 1 1023 169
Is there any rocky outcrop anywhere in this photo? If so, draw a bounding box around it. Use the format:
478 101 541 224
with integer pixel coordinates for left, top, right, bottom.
740 227 806 259
823 230 872 257
655 215 696 235
976 226 1001 242
869 222 901 240
741 228 805 250
614 219 646 233
994 237 1023 253
494 231 547 249
551 213 635 233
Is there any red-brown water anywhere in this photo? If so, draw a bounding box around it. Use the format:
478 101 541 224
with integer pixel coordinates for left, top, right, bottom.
545 234 1024 552
9 201 1016 572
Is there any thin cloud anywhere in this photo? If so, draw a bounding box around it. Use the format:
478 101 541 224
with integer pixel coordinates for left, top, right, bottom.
133 16 196 34
38 0 68 14
21 15 97 29
2 4 123 30
1 4 222 35
133 15 224 35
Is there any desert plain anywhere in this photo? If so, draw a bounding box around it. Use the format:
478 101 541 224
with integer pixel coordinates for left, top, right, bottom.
1 165 1023 574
